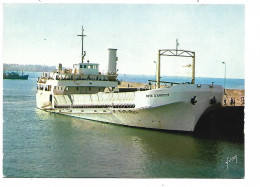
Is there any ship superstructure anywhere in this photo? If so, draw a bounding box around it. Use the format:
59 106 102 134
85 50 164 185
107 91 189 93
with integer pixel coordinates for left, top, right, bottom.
36 27 224 132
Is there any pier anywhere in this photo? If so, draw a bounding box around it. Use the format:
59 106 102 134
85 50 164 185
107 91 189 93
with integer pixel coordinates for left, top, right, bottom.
223 89 245 106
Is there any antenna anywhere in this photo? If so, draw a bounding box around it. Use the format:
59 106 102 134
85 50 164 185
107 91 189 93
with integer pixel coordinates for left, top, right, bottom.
77 26 87 63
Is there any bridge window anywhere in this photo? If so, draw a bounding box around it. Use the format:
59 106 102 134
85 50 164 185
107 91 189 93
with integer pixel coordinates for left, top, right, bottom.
84 65 86 68
80 65 83 68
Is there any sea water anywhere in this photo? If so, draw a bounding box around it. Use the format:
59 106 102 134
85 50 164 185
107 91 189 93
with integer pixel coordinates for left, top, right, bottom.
3 72 244 178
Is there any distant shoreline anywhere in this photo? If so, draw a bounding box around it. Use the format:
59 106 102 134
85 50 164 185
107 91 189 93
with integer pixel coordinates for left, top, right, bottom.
3 63 56 72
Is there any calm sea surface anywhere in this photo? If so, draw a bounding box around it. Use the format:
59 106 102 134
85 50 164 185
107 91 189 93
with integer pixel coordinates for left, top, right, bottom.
3 72 244 178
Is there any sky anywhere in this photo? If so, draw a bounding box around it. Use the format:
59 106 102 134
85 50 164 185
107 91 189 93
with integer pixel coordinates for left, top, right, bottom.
3 3 245 78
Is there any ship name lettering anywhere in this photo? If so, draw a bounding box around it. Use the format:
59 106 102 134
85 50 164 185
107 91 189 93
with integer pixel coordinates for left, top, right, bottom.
146 93 169 98
154 93 169 97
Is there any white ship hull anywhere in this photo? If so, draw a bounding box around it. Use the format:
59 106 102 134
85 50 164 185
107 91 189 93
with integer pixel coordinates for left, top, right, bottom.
36 84 223 132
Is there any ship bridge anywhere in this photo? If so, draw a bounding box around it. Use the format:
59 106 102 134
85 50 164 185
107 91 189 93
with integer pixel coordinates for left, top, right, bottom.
72 62 99 75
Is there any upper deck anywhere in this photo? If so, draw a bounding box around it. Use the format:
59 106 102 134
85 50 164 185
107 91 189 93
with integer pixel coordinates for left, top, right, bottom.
38 60 118 83
37 61 119 95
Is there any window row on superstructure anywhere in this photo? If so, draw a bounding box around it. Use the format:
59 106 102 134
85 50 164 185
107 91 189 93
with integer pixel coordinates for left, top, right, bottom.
77 64 98 69
37 84 52 91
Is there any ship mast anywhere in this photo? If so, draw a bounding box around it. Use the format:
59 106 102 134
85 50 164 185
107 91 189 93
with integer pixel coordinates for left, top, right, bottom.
77 26 87 63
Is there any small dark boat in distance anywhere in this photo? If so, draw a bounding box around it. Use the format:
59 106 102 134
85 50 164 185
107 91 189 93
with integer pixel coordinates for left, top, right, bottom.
3 71 29 80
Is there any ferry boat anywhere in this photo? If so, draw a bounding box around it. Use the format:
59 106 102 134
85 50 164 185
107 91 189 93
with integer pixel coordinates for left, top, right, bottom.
36 27 224 132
